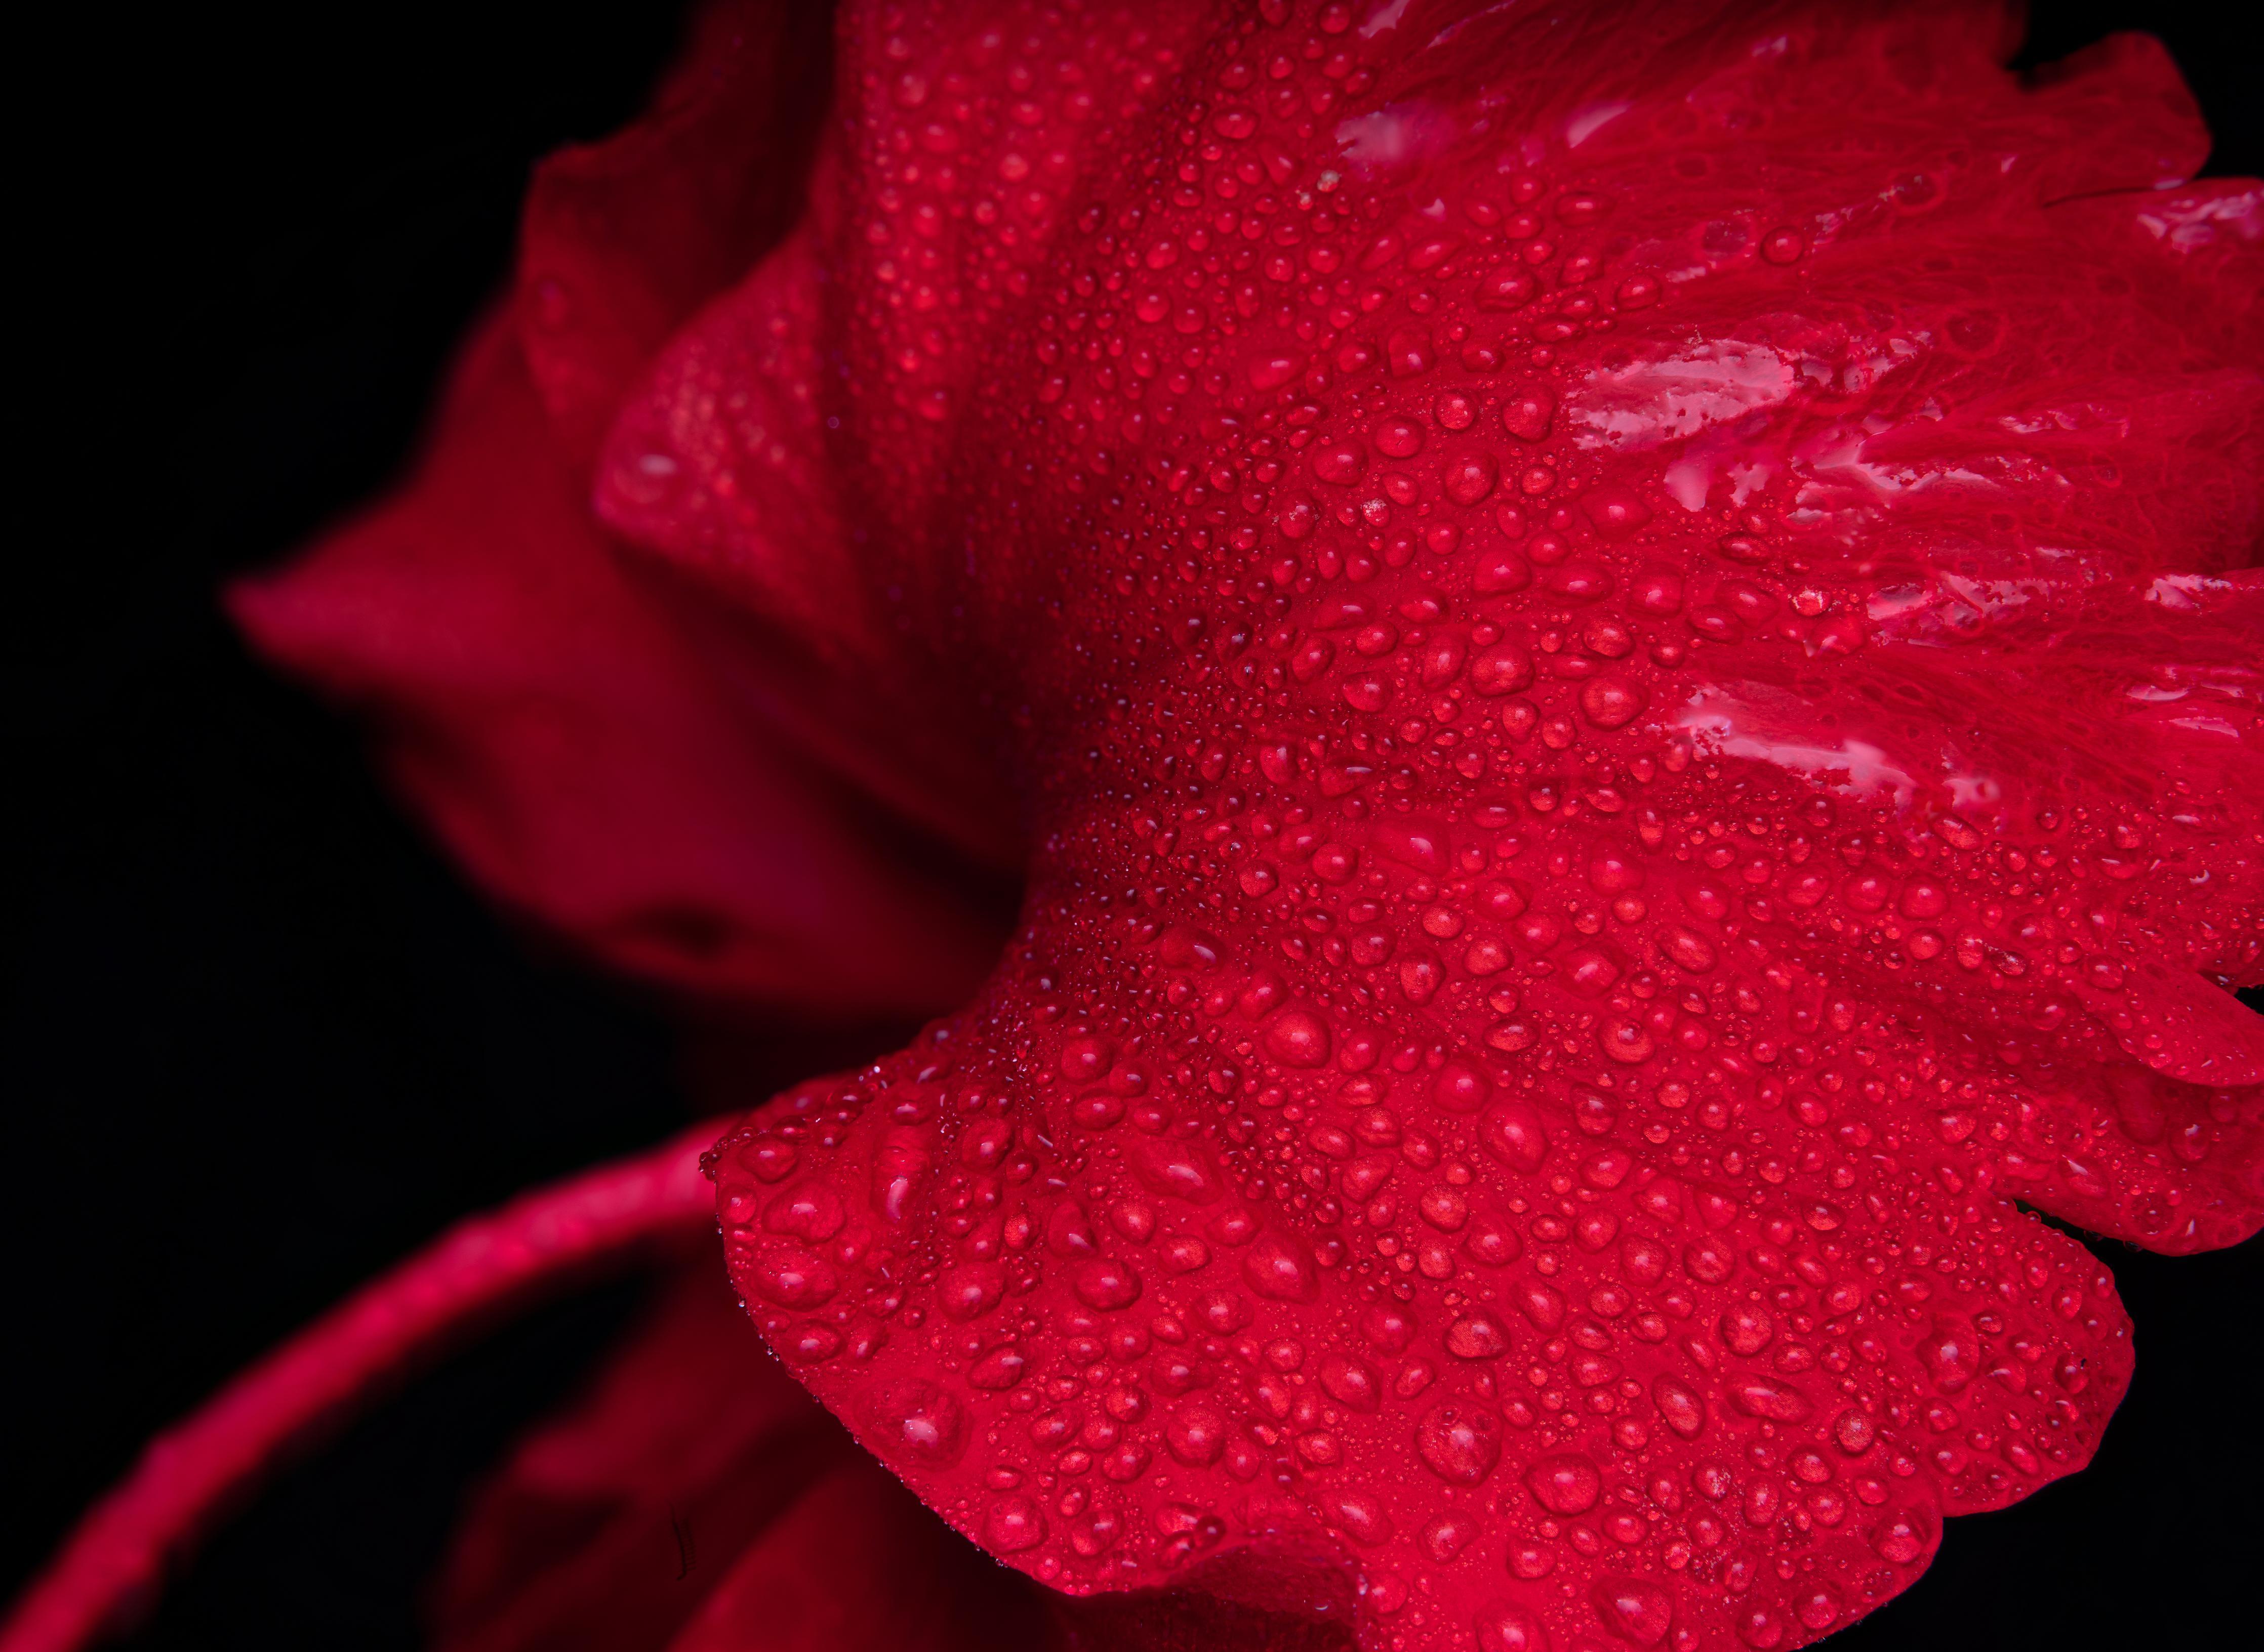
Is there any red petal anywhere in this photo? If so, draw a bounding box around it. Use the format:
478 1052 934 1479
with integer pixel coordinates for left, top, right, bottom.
681 4 2264 1648
5 1126 722 1652
433 1260 845 1652
138 2 2261 1649
230 308 1015 1017
515 0 834 464
662 1460 1043 1652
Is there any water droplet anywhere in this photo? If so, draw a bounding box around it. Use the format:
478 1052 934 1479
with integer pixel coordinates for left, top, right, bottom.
1480 1100 1550 1172
762 1180 845 1240
865 1380 967 1468
1311 1486 1394 1544
1447 1311 1512 1358
1526 1452 1601 1514
1719 1302 1776 1355
1264 1007 1332 1066
1590 1575 1673 1646
1727 1376 1813 1423
984 1495 1047 1552
1417 1403 1503 1484
1653 1376 1707 1438
939 1262 1006 1320
1760 226 1805 263
1475 1602 1550 1652
751 1247 838 1309
1073 1256 1144 1310
1242 1231 1319 1300
1166 1403 1228 1465
1871 1508 1933 1564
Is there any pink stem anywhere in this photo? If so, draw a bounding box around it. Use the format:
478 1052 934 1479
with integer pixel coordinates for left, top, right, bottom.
3 1119 730 1652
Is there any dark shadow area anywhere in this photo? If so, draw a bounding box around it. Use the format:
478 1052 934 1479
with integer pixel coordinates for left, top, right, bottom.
127 1278 650 1651
5 2 2257 1648
2013 3 2260 177
7 0 710 1639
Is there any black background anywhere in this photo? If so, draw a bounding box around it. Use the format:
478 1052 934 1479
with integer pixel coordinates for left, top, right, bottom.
6 3 2259 1647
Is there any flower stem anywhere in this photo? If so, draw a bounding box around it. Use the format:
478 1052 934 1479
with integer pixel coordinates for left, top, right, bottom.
2 1120 727 1652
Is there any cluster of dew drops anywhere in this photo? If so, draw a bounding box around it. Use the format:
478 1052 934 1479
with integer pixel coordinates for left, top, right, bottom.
709 4 2260 1649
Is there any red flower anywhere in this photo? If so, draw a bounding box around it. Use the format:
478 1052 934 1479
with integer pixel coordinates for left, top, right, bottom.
13 3 2263 1650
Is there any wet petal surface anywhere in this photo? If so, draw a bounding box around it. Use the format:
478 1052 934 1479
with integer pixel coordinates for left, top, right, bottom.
222 3 2263 1649
676 4 2264 1648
